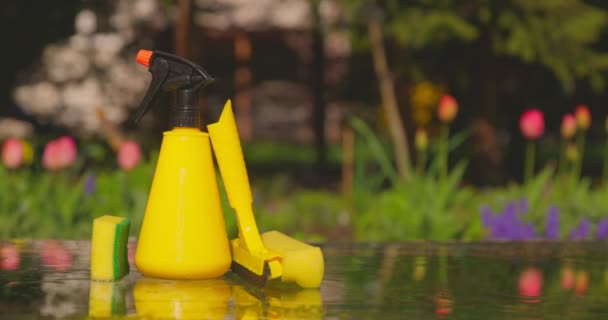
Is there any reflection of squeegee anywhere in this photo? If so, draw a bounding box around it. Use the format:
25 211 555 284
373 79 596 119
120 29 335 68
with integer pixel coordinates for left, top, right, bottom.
207 100 324 288
233 284 324 320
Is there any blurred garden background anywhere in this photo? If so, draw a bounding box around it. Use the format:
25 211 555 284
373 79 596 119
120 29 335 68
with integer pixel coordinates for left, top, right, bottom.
2 0 608 242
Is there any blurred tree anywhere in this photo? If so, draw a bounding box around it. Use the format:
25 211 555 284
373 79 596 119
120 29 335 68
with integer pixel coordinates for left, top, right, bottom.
345 0 414 181
346 0 608 97
490 0 608 94
10 0 171 136
0 0 79 119
343 0 608 182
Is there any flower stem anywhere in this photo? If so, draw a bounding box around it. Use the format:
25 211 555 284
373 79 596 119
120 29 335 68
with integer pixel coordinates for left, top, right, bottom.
416 149 427 176
603 135 608 184
439 246 448 285
558 139 566 177
525 140 535 183
439 124 450 182
574 132 586 180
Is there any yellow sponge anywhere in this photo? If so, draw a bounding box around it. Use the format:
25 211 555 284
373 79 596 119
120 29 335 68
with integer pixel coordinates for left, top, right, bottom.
90 215 130 281
261 231 324 288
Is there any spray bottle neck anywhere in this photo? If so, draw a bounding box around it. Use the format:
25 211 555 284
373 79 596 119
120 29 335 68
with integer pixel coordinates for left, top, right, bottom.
172 88 201 128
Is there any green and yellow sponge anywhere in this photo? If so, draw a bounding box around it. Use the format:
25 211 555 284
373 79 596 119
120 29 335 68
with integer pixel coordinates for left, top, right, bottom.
90 215 130 281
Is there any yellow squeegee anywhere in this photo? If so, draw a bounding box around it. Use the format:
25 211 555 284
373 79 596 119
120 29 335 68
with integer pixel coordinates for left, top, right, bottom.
207 100 324 288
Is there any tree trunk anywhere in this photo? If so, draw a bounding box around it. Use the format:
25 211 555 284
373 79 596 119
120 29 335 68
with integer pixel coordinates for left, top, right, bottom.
472 24 503 185
175 0 192 57
341 126 355 196
311 0 327 165
234 31 253 141
367 16 411 181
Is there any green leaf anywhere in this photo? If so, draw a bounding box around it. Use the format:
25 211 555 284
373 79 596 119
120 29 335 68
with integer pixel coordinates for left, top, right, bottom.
350 117 398 185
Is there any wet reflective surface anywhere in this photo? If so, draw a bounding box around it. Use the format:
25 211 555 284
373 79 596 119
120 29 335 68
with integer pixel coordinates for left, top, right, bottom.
1 240 608 319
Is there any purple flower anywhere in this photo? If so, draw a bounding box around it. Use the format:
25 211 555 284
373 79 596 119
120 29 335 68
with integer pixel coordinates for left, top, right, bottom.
481 201 538 241
518 197 529 215
84 173 96 195
518 223 536 240
481 206 504 239
481 206 494 227
569 218 590 240
545 206 559 240
480 200 608 242
501 202 518 239
596 218 608 240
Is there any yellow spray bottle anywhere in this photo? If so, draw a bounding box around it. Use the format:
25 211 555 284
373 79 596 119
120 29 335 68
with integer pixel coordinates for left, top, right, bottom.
129 50 231 279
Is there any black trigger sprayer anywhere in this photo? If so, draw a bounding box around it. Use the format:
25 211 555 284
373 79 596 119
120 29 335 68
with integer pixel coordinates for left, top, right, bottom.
129 49 214 128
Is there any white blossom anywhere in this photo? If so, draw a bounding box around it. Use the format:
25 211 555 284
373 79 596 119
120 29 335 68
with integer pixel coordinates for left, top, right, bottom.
133 0 157 20
62 78 104 111
12 0 169 134
0 118 34 139
14 82 61 116
110 12 131 30
272 0 311 29
69 35 92 51
43 45 90 82
195 0 343 31
75 9 97 35
93 33 125 56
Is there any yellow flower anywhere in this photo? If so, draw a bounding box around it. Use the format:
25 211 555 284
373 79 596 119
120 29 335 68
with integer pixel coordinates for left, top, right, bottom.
415 128 428 151
409 81 445 127
566 143 579 163
20 140 33 165
575 105 591 130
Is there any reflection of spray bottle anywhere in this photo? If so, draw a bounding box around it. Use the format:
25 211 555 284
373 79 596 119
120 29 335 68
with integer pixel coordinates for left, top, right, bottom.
129 50 231 279
133 278 231 318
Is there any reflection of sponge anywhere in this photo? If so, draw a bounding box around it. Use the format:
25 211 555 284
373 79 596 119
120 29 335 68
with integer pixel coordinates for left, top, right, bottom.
88 281 126 317
91 215 130 281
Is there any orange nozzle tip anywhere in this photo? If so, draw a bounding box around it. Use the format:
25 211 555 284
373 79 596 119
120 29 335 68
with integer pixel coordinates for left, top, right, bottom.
136 49 153 67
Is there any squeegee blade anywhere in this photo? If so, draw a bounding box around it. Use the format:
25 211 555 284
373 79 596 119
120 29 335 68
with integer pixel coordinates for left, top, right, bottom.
231 261 270 288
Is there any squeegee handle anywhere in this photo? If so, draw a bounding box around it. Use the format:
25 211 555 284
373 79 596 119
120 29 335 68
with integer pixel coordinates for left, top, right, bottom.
207 100 266 253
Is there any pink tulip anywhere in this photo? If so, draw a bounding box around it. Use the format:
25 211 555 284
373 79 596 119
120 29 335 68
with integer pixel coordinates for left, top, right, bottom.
41 241 57 266
117 140 141 171
519 109 544 140
41 240 73 272
561 114 576 139
575 104 591 130
56 136 77 167
42 140 60 170
518 267 542 298
437 95 458 123
574 270 589 296
0 244 20 271
43 136 77 170
128 241 136 266
435 291 452 317
2 138 23 169
53 247 73 272
561 266 575 290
